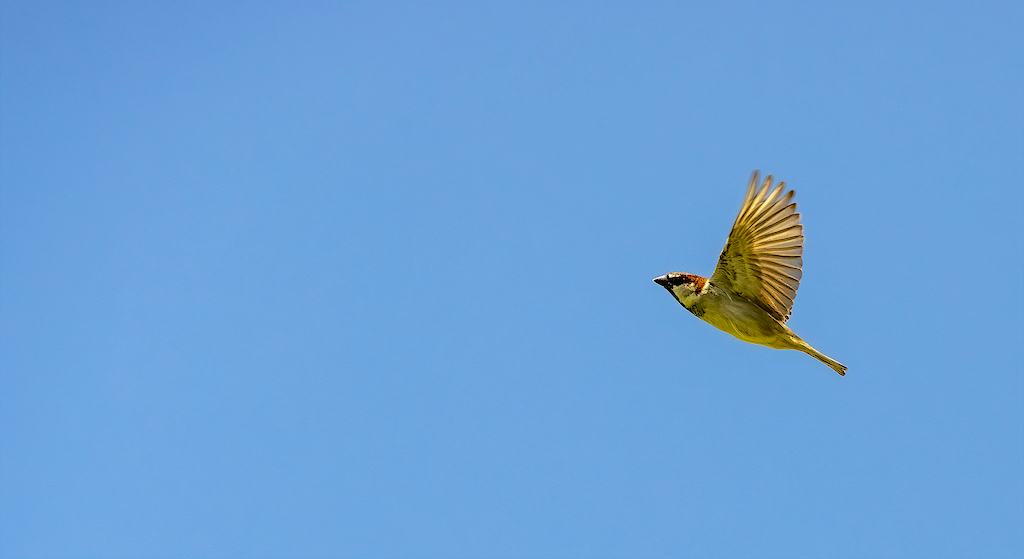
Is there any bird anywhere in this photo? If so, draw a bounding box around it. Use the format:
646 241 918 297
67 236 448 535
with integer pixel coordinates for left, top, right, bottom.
653 171 847 376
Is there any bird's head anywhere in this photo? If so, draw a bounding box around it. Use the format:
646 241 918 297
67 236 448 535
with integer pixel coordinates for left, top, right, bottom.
653 272 708 306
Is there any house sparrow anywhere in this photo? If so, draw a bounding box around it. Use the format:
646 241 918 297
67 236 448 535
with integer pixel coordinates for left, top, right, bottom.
654 171 847 376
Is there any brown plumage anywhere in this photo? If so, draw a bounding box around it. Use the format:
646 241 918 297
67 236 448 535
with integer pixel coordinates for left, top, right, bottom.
711 172 804 322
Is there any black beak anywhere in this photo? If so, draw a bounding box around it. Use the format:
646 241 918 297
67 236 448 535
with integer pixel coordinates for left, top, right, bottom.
653 275 670 288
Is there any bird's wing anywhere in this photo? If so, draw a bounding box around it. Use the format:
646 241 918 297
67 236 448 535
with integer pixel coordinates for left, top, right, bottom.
709 171 804 323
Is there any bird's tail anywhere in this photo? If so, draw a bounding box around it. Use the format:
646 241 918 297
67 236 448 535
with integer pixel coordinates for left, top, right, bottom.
802 347 847 376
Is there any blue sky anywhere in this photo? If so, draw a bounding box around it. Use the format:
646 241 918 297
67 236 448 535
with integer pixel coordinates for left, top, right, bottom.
1 1 1022 557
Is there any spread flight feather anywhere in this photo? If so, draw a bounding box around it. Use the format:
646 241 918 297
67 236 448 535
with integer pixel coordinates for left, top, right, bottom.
709 171 804 323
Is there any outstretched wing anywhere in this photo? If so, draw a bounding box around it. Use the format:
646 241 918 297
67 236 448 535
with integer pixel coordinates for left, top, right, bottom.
709 171 804 322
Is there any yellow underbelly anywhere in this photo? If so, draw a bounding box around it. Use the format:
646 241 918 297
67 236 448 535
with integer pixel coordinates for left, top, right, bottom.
699 295 798 349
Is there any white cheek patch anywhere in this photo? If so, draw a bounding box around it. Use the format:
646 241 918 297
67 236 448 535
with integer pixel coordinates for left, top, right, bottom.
672 286 700 308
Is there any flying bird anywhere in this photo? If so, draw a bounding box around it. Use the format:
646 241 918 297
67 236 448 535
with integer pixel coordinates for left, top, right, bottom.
654 171 847 375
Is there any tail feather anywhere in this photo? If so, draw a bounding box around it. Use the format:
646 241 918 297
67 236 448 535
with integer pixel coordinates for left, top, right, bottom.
805 348 847 376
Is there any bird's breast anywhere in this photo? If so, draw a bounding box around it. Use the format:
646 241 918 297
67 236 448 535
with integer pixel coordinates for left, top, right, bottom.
697 288 789 344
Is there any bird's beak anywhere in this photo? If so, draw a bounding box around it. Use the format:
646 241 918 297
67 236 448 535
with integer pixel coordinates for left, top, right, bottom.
653 275 670 287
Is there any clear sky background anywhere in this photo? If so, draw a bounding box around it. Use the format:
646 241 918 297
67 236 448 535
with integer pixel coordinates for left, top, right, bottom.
2 2 1022 558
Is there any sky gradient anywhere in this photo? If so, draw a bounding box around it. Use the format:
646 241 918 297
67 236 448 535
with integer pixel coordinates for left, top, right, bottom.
2 1 1022 557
